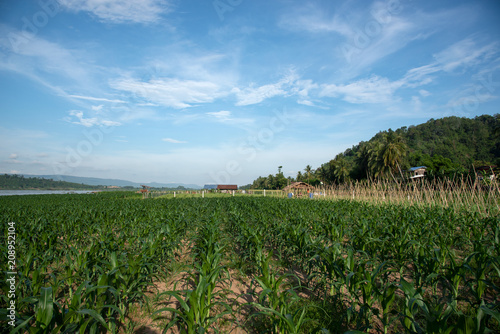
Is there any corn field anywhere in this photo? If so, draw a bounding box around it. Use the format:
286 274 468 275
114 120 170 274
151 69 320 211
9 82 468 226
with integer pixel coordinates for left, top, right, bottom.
1 191 499 333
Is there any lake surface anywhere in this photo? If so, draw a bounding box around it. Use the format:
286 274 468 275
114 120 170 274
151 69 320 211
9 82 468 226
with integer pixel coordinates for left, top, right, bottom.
0 190 96 196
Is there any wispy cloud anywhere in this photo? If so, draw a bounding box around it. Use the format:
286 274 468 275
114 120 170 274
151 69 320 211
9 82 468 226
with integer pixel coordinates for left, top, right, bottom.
162 138 187 144
69 95 126 103
0 25 91 86
59 0 172 24
320 75 402 104
278 3 352 36
232 72 299 106
111 77 223 109
278 2 479 79
316 37 499 105
433 38 498 72
297 99 315 106
206 110 255 126
67 110 121 127
401 38 499 87
206 110 231 119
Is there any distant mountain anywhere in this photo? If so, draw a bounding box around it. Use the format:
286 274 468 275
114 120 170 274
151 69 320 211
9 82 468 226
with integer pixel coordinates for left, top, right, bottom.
21 174 202 189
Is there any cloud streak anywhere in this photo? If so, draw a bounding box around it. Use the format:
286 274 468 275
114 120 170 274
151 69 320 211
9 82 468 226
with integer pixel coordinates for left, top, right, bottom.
111 77 224 109
59 0 172 24
162 138 187 144
67 110 121 127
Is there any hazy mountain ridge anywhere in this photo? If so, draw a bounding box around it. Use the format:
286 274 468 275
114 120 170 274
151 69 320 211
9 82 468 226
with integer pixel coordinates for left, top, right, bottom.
19 174 202 189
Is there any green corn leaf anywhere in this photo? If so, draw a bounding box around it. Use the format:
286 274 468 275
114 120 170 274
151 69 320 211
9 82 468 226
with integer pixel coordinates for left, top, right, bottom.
75 309 109 331
36 287 54 329
10 315 34 334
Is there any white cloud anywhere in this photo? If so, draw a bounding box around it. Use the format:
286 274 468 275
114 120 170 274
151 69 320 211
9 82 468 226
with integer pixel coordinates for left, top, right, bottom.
70 95 126 103
206 110 255 127
279 1 417 71
419 90 431 97
232 72 299 106
111 77 223 109
59 0 171 24
316 37 499 106
9 153 18 159
162 138 187 144
320 75 402 104
400 38 499 90
0 25 91 87
433 38 498 72
68 110 121 127
278 3 352 36
232 83 286 106
207 110 231 119
297 99 315 106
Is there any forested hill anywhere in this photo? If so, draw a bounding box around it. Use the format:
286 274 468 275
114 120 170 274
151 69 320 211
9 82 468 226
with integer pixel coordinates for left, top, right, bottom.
249 114 500 189
372 114 499 167
0 174 102 190
339 114 500 179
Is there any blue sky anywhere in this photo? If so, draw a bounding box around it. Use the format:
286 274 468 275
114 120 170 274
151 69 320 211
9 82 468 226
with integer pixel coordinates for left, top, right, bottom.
1 0 499 186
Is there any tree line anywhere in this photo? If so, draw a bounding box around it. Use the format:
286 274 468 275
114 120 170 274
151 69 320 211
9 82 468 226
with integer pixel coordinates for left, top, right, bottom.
249 114 500 189
0 174 103 190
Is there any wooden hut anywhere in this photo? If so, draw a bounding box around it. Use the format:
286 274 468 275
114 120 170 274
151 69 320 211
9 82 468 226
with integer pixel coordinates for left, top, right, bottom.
217 184 238 193
282 182 315 197
409 166 426 180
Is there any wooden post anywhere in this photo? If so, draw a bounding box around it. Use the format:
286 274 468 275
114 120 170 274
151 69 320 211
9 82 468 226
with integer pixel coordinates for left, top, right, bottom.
263 189 266 197
202 191 205 198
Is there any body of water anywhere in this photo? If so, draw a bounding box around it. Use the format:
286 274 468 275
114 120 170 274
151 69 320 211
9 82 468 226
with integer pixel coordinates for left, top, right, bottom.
0 190 97 196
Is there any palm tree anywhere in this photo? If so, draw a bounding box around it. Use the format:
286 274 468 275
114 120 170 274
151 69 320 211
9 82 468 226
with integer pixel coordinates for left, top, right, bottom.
367 141 385 178
380 129 407 177
304 165 314 183
333 154 350 183
356 142 372 178
316 165 326 183
364 130 407 179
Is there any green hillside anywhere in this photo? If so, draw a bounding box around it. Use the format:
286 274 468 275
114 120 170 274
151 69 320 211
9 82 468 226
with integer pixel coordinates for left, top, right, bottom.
251 114 500 189
0 174 103 190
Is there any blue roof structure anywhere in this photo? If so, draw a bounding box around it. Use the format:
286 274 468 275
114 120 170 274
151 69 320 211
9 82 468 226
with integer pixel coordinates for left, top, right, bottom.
409 166 427 171
203 184 217 189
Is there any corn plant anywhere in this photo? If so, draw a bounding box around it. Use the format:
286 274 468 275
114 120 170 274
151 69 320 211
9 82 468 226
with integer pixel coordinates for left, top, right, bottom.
155 220 232 333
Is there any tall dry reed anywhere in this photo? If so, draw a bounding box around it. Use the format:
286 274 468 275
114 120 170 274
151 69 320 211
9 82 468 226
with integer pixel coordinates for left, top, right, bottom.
317 176 499 217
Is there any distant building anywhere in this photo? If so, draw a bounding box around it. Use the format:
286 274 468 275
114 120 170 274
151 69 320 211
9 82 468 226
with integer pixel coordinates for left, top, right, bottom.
217 184 238 191
409 166 426 180
203 184 217 190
